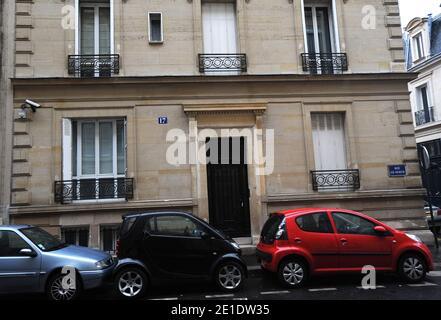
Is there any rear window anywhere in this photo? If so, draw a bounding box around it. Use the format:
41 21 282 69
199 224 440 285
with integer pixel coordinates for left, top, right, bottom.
120 217 137 237
260 214 284 244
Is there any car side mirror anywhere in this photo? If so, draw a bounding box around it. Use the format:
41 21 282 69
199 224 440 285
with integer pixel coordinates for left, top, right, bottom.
19 248 37 257
200 231 213 240
374 226 387 235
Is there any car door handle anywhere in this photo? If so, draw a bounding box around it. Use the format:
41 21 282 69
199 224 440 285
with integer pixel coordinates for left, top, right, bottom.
294 237 302 244
340 238 348 245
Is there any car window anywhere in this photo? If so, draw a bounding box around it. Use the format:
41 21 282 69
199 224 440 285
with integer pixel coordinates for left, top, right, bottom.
145 215 205 237
332 212 376 235
120 217 137 236
296 212 334 234
0 231 31 257
261 215 285 244
21 227 66 252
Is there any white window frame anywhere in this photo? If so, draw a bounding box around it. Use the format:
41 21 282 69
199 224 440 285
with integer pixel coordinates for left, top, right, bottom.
301 0 340 54
74 119 126 180
148 12 164 44
75 0 114 55
416 83 432 111
412 32 425 62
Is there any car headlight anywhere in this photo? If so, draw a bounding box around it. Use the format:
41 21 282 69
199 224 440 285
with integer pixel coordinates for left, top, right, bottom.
95 257 113 269
406 233 422 243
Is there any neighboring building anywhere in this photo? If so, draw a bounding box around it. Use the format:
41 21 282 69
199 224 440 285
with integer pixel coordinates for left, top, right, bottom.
404 13 441 205
7 0 426 251
0 0 15 225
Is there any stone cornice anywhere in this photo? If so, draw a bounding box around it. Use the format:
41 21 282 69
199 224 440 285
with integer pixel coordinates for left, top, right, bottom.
184 103 267 116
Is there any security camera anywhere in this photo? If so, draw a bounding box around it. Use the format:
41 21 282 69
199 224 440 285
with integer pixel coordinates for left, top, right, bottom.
24 99 41 112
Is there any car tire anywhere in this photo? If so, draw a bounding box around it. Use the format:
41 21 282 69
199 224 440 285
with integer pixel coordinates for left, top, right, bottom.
215 261 245 292
278 257 308 288
46 270 82 301
114 267 148 300
398 253 427 283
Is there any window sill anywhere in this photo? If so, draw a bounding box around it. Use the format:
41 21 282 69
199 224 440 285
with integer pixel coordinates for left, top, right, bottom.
71 199 127 205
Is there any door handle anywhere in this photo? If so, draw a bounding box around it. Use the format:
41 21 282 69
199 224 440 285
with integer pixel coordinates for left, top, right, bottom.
340 238 348 245
294 237 302 244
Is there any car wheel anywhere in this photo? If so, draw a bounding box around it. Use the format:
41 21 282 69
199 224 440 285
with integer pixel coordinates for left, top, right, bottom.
278 258 308 288
114 267 148 300
399 253 427 283
215 261 245 292
46 271 81 301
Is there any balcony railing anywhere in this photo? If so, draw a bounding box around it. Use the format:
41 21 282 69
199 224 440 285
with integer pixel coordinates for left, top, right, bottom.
415 108 435 126
311 169 360 191
198 54 247 73
54 178 134 204
301 53 348 74
68 54 120 78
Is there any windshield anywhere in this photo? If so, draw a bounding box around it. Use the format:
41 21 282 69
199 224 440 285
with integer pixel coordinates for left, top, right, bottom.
21 227 67 252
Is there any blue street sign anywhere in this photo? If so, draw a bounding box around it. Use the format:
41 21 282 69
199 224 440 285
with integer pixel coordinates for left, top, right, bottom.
158 116 168 125
388 165 406 177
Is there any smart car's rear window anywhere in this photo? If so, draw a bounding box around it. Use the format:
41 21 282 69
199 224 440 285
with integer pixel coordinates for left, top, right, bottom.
120 217 137 236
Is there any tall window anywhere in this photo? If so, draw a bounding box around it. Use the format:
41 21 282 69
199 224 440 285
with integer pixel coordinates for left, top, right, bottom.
100 225 120 255
72 119 126 179
79 1 111 55
412 33 425 61
311 113 347 171
304 5 334 55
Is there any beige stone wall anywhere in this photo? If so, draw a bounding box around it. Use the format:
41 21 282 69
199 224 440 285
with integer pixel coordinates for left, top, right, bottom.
9 74 424 244
18 0 404 78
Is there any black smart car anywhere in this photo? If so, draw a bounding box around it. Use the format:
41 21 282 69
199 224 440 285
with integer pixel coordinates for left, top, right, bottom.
113 211 247 299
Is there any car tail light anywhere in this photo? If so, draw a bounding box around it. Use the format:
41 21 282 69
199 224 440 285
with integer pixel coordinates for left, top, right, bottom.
115 239 121 257
275 219 287 241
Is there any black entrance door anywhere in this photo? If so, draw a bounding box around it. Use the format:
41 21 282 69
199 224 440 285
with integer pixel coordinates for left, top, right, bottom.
206 137 251 238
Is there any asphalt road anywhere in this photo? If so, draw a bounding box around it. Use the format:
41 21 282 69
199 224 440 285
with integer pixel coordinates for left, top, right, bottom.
3 249 441 301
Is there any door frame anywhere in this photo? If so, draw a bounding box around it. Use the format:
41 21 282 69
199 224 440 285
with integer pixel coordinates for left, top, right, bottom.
184 103 267 244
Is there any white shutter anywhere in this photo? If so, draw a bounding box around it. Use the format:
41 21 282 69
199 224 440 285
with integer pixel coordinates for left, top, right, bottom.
312 113 347 170
62 118 73 181
202 3 237 54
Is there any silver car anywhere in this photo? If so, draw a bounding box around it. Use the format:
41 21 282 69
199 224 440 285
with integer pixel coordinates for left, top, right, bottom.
0 225 115 300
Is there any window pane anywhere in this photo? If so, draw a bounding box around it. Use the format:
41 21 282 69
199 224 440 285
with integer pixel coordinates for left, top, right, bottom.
296 213 333 233
116 120 125 175
150 13 162 42
316 7 332 53
78 229 89 247
99 7 111 54
304 8 315 54
72 121 77 177
81 8 95 55
332 212 376 235
154 216 200 237
0 231 31 257
99 122 113 174
81 122 96 175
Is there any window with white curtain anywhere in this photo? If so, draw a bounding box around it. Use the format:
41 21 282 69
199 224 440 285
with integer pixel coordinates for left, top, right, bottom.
72 119 126 179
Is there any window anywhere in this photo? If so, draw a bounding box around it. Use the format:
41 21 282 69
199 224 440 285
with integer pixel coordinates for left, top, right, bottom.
101 225 120 254
79 1 111 55
144 215 204 237
260 215 285 244
311 113 347 171
296 212 333 233
120 217 137 236
331 212 376 236
418 85 430 111
412 33 425 61
148 12 163 43
62 227 89 247
21 227 65 252
0 231 31 257
72 119 126 179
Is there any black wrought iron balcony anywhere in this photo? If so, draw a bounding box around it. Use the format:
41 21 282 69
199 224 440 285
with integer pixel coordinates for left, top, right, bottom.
54 178 134 204
301 53 348 74
198 54 247 73
415 107 435 126
311 169 360 191
68 54 120 78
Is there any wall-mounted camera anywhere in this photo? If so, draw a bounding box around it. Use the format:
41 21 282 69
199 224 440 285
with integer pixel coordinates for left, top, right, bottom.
24 99 41 112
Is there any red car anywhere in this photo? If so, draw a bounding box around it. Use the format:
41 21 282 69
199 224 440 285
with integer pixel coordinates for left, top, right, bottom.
257 208 434 288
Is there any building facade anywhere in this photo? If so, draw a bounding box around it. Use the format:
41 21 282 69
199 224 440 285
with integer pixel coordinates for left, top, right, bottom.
404 14 441 205
0 0 15 225
7 0 426 251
